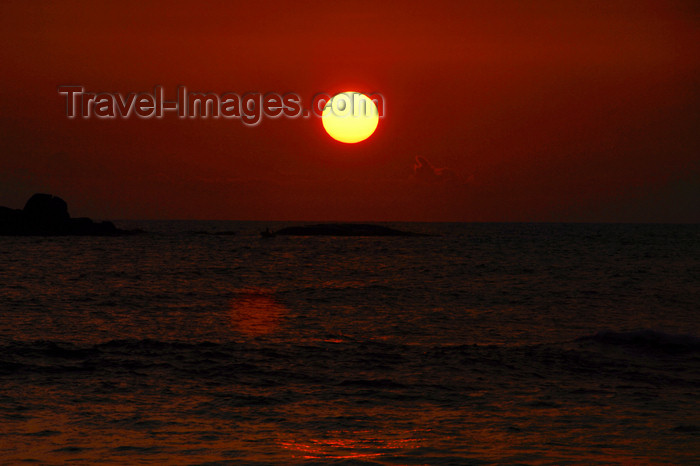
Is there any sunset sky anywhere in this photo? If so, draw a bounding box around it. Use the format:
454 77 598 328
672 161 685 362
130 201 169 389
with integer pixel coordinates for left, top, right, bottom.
1 0 698 222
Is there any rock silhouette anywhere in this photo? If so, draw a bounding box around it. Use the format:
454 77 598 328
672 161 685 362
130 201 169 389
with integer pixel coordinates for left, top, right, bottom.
0 193 134 236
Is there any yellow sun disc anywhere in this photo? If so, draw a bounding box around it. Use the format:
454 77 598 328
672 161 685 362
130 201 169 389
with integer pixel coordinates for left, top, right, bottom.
322 92 379 144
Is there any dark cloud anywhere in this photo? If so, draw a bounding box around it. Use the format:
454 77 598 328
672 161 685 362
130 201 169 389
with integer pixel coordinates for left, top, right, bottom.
412 156 466 184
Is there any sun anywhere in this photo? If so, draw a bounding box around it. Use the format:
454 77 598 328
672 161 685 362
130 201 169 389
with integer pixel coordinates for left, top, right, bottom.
322 92 379 143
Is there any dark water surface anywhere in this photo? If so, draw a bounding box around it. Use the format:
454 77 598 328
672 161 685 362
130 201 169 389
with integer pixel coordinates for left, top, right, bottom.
1 222 698 464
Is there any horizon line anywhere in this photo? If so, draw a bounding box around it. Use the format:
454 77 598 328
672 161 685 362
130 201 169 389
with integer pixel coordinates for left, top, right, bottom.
110 219 700 225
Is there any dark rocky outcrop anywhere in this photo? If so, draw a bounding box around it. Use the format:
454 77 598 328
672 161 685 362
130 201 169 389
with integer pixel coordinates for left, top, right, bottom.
272 223 429 237
0 193 136 236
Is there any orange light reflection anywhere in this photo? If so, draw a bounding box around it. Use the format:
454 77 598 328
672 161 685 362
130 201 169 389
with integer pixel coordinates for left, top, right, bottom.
280 430 424 460
229 289 288 336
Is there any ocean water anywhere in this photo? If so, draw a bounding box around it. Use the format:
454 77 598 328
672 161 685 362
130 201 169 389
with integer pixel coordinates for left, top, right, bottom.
0 222 698 464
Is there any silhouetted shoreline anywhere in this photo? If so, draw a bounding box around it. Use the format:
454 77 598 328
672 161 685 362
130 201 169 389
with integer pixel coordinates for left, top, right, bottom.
0 194 141 236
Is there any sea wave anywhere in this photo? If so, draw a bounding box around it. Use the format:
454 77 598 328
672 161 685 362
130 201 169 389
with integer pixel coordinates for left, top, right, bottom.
576 329 700 354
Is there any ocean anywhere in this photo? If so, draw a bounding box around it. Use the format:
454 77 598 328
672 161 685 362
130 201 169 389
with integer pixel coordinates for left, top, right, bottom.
1 222 698 464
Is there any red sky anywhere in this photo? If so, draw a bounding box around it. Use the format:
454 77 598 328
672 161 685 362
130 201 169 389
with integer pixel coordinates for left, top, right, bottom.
1 0 698 222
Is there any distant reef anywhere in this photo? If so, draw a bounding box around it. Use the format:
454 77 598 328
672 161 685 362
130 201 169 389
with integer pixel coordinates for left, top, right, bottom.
272 223 429 237
0 193 137 236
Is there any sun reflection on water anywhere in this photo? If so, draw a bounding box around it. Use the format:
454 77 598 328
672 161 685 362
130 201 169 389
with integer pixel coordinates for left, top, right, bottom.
280 430 424 460
229 289 288 336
